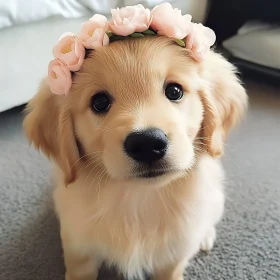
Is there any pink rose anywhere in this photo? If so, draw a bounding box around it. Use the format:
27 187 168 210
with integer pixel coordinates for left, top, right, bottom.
108 4 151 36
53 33 85 71
79 14 109 49
150 2 192 39
48 59 72 95
185 23 216 61
89 13 108 28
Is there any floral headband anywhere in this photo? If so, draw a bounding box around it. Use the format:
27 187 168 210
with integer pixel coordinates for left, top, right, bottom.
48 2 216 96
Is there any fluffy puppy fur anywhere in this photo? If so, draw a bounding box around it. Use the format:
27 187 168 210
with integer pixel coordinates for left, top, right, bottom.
24 36 247 280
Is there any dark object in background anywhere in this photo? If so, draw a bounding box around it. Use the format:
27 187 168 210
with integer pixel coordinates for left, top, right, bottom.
205 0 280 44
229 57 280 86
205 0 280 84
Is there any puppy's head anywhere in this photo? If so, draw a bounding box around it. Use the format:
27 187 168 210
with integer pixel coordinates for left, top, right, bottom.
24 37 247 186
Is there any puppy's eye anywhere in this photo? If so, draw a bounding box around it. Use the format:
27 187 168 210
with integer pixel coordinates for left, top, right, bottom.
165 83 184 102
91 92 111 113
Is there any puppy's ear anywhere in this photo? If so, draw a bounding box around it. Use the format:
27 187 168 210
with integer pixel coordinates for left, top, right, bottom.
198 53 248 157
23 79 80 184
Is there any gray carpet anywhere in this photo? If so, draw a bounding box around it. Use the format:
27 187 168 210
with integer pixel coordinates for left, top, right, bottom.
0 80 280 280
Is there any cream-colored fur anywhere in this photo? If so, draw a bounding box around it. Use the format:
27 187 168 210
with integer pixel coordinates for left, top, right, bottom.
23 37 247 280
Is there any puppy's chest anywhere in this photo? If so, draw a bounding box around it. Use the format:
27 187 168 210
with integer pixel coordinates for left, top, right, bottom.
87 192 197 266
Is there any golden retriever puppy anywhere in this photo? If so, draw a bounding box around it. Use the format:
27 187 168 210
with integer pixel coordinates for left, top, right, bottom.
24 36 247 280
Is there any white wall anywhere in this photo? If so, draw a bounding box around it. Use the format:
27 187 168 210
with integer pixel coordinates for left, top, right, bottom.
182 0 209 23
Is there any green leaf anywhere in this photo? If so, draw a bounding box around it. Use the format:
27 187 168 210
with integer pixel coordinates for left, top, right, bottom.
149 27 157 33
110 35 125 42
130 33 145 38
142 29 156 35
106 31 113 38
175 38 185 47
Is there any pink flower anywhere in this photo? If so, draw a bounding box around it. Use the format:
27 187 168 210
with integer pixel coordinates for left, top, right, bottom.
89 13 108 28
185 23 216 61
53 33 85 71
108 4 151 36
79 14 109 49
150 2 192 39
48 59 72 95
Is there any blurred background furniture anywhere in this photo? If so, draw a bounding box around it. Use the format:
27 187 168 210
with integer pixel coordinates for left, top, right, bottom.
205 0 280 83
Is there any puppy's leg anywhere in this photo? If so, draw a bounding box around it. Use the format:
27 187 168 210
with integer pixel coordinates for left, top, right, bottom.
64 251 100 280
200 177 225 253
62 233 100 280
200 227 216 252
152 259 187 280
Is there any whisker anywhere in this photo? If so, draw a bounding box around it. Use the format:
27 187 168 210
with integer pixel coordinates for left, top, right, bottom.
70 151 103 169
88 166 105 199
75 158 96 177
104 170 111 188
194 144 240 168
97 169 107 200
84 161 103 187
221 153 240 169
86 167 103 199
194 138 236 148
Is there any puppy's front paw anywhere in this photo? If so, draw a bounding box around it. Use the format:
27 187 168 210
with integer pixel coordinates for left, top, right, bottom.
200 227 216 252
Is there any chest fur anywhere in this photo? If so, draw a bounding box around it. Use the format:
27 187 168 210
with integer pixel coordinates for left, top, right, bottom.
81 187 201 277
54 169 219 279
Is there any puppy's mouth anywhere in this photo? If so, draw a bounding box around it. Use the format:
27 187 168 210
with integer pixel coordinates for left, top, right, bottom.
133 167 180 179
138 170 168 178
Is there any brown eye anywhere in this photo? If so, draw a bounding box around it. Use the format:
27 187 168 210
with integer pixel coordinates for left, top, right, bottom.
165 83 184 102
91 92 111 113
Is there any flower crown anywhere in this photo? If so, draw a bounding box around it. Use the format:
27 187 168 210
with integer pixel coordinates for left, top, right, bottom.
48 2 216 96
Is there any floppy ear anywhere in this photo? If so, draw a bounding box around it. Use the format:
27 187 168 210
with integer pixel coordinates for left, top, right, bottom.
23 79 80 184
198 52 248 157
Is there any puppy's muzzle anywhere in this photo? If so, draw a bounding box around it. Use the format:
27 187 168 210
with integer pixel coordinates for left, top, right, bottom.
124 128 168 164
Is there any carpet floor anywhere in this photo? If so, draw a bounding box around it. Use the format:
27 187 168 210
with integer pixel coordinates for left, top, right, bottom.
0 80 279 280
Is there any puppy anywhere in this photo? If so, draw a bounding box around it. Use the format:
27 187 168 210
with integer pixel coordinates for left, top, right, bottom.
24 36 247 280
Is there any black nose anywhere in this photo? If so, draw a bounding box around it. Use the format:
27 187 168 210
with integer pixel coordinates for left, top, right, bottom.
124 128 168 164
